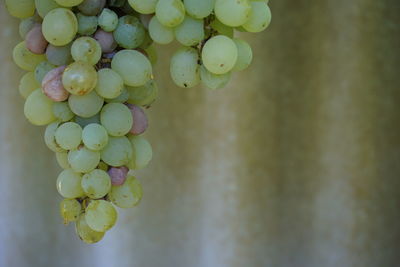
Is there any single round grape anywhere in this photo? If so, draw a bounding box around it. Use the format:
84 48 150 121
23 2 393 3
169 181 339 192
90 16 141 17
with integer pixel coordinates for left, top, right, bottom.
126 104 148 135
170 47 200 88
108 166 129 186
19 15 41 39
25 25 48 55
35 0 62 18
127 135 152 170
232 38 253 71
42 65 70 102
75 114 100 128
82 123 109 151
42 8 78 46
109 176 142 208
126 80 158 106
13 41 46 71
98 8 118 32
155 0 185 27
210 19 234 38
100 103 133 137
184 0 214 19
85 200 117 232
128 0 158 14
68 146 101 173
46 44 73 66
105 88 130 103
19 72 40 99
78 0 106 15
75 214 105 244
76 13 98 36
45 121 65 152
53 102 74 122
82 169 111 199
242 1 271 33
148 16 174 45
5 0 35 19
200 65 232 90
35 61 56 84
62 61 98 95
55 0 84 7
202 35 238 75
68 91 104 118
56 151 71 169
24 89 56 126
60 199 81 224
95 68 124 99
101 136 133 167
71 37 102 65
111 50 152 87
94 30 117 53
55 122 82 150
174 16 204 46
56 169 85 198
215 0 251 27
113 15 146 49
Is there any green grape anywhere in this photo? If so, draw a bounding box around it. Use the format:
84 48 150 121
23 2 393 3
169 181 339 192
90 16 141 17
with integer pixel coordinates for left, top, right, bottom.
111 50 152 87
56 151 71 169
98 161 109 172
200 65 232 90
34 61 55 83
77 13 98 35
155 0 185 27
109 176 142 208
68 91 104 118
232 38 253 71
19 15 41 39
71 37 102 65
95 68 124 99
81 169 111 199
202 35 238 75
242 1 271 32
42 8 78 46
75 114 100 128
75 214 105 244
24 89 56 126
139 30 153 50
55 0 84 7
46 44 73 66
113 15 146 49
53 102 74 122
210 19 234 38
44 121 65 152
126 80 158 106
144 45 158 65
60 199 82 224
105 88 130 103
55 122 83 150
68 146 101 173
128 0 158 14
82 123 109 151
101 136 133 167
62 61 98 95
78 0 106 16
184 0 214 19
98 8 118 32
57 169 85 198
174 16 204 46
5 0 35 19
19 72 40 99
85 200 117 232
13 41 46 71
100 103 133 137
127 135 152 170
170 47 200 88
35 0 62 18
214 0 251 27
148 16 174 45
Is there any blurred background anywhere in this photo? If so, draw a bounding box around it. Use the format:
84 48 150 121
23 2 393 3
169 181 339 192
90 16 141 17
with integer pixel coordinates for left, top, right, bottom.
1 0 400 266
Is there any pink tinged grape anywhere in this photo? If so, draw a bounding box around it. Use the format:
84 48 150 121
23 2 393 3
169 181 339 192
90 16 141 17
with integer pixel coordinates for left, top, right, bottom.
42 66 70 102
126 104 148 135
94 30 117 53
25 25 48 55
108 166 129 186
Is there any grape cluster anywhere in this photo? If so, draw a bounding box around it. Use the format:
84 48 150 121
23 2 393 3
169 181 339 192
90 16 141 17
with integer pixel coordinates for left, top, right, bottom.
5 0 271 244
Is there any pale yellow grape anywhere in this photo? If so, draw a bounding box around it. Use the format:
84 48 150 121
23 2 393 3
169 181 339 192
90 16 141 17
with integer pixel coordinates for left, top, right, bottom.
75 214 105 244
200 66 232 90
62 61 98 95
71 37 102 65
128 0 158 14
98 8 118 32
95 69 124 99
81 169 111 199
184 0 214 19
53 102 75 122
56 151 71 169
100 103 133 136
19 72 40 99
232 38 253 71
127 135 153 170
148 17 174 45
55 0 84 7
55 122 83 150
202 35 238 75
42 8 78 46
56 169 85 198
68 91 104 118
126 80 158 106
24 89 56 126
44 121 65 152
109 176 142 208
68 146 100 173
174 16 204 46
35 0 62 18
210 19 234 38
101 136 133 167
170 47 200 88
242 1 271 32
214 0 251 27
82 123 109 151
111 50 152 87
60 199 82 224
13 42 46 71
85 200 117 232
5 0 35 19
155 0 185 27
